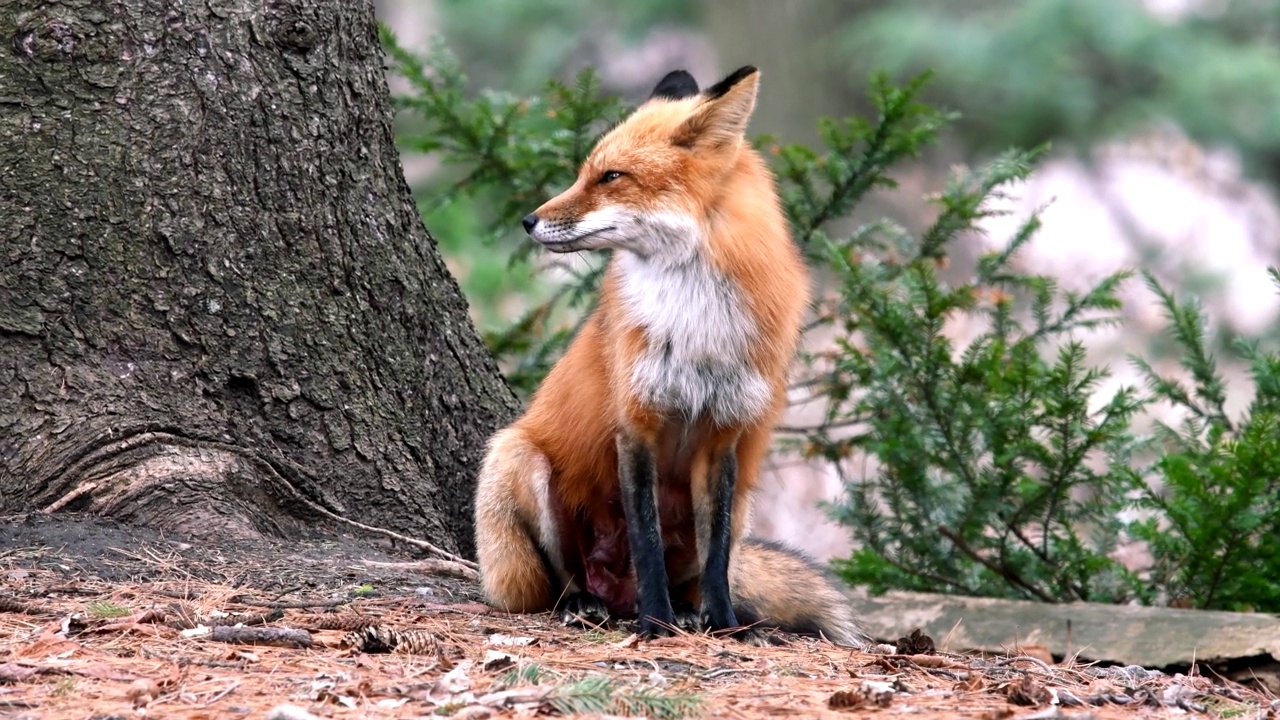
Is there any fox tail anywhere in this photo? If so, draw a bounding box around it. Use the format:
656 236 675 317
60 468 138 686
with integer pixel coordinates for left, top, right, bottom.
729 538 868 647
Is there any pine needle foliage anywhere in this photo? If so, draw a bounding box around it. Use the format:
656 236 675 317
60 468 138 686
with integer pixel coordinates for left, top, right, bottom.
811 148 1145 602
1125 270 1280 611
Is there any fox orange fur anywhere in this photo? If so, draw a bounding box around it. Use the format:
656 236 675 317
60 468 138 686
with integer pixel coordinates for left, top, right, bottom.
473 66 866 646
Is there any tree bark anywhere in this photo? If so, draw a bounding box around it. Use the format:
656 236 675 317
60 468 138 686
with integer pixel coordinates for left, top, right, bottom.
0 0 516 558
700 0 855 147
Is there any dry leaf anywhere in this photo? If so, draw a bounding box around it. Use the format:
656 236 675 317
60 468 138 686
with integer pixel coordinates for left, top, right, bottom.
645 635 691 648
955 675 986 692
488 633 535 647
905 654 962 668
860 680 896 707
126 678 160 707
1163 672 1212 705
482 650 515 671
1005 675 1051 706
612 633 640 649
14 631 81 658
0 662 40 683
428 661 473 702
1016 644 1054 665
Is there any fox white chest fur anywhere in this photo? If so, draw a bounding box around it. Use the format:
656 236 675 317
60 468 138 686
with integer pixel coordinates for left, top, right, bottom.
614 241 771 426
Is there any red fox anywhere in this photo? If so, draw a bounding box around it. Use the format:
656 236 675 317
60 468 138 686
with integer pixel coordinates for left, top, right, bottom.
473 66 866 646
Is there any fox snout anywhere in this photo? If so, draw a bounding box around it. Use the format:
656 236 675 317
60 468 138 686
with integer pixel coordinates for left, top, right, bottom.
521 208 624 254
521 212 573 253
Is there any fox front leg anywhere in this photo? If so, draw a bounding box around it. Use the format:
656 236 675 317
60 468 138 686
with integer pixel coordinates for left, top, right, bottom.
697 445 741 634
616 432 676 637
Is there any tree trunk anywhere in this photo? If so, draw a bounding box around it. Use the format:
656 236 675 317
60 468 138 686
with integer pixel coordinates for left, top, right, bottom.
0 0 516 558
700 0 855 147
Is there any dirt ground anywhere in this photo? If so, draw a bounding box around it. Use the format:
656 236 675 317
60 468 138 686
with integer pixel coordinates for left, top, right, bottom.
1 512 1273 719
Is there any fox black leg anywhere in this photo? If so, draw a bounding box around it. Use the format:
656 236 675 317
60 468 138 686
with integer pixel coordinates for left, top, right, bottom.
617 433 675 637
700 447 742 635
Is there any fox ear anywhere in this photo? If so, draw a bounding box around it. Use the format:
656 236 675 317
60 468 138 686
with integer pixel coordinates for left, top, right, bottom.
672 66 759 149
650 70 699 100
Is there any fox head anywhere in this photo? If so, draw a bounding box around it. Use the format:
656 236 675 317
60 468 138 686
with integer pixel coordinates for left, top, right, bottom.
522 66 762 259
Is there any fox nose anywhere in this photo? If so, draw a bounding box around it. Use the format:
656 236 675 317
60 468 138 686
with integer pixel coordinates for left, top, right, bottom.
522 214 539 234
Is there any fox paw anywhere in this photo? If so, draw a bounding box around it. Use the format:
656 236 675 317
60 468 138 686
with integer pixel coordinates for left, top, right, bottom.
560 592 611 629
733 626 785 647
672 599 701 633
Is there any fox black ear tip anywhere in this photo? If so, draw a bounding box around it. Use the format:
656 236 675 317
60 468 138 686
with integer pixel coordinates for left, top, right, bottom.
651 69 700 100
706 66 761 98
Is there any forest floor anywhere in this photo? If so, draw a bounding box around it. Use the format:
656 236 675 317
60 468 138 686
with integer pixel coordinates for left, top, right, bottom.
0 512 1273 720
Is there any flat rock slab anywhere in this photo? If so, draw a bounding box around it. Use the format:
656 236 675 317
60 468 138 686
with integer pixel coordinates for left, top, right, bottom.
851 589 1280 668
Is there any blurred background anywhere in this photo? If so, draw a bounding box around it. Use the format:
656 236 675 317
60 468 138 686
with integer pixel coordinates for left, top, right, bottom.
379 0 1280 566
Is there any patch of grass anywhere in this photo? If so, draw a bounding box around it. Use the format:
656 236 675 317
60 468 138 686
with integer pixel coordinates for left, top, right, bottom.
351 583 377 597
580 628 632 645
433 701 466 716
85 601 129 618
1200 696 1256 718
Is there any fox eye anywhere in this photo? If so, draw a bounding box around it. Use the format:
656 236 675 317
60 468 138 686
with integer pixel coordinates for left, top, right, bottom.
598 170 624 185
